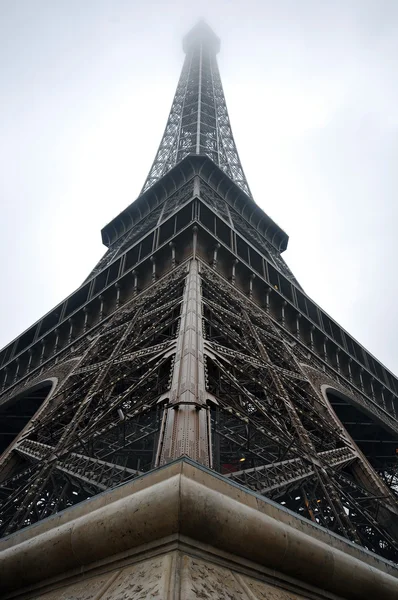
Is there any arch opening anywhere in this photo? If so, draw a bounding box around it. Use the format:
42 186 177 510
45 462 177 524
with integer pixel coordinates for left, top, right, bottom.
0 381 54 455
326 389 398 472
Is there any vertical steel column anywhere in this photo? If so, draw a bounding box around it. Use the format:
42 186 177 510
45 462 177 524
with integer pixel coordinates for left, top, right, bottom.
196 43 203 154
156 259 210 466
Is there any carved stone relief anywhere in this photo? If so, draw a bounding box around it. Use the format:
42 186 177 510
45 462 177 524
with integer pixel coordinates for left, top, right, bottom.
32 555 174 600
238 574 308 600
28 553 313 600
32 572 116 600
102 554 173 600
180 555 245 600
180 555 310 600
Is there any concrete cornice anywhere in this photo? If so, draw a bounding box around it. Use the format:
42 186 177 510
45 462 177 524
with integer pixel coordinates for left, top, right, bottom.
0 459 397 598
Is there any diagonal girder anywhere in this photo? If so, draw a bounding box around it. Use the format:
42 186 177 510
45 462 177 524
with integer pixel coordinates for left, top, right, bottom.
15 439 141 492
226 447 357 495
0 266 187 536
201 262 398 556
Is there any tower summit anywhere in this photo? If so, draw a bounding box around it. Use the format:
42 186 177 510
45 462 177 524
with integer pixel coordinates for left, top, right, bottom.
182 19 221 53
142 20 251 197
1 22 398 599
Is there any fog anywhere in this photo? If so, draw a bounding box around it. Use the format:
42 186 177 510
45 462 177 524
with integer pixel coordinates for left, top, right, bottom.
1 0 398 373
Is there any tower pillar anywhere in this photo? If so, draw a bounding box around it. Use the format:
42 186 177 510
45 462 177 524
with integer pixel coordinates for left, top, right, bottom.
156 259 210 466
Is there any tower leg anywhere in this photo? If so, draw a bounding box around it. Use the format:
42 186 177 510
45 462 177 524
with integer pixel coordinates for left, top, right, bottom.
156 259 210 466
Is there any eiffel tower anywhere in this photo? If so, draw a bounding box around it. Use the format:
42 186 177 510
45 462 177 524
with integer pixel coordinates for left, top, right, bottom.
1 21 398 599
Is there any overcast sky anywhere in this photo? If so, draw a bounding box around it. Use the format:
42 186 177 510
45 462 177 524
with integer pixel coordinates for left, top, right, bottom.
1 0 398 374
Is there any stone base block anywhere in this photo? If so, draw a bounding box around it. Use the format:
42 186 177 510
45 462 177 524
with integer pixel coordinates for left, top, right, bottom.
1 459 397 599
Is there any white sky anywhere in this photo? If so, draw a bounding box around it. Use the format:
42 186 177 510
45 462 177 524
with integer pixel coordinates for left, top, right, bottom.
1 0 398 374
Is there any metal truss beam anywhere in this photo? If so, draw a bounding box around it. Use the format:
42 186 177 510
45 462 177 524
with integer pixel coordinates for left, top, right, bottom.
15 439 141 491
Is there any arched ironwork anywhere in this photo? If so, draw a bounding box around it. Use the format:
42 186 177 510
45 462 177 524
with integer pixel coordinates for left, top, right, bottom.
0 380 55 457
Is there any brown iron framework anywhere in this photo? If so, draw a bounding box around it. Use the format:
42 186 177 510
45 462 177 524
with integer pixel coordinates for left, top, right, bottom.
141 21 252 198
1 22 398 564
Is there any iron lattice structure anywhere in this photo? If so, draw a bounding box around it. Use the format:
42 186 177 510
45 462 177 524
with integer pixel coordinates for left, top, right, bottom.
141 22 252 198
1 22 398 563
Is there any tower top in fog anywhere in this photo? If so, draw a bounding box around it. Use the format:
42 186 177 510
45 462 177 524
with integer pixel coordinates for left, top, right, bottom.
183 20 221 54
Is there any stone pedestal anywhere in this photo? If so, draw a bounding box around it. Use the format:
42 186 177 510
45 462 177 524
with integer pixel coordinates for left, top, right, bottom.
0 459 397 599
